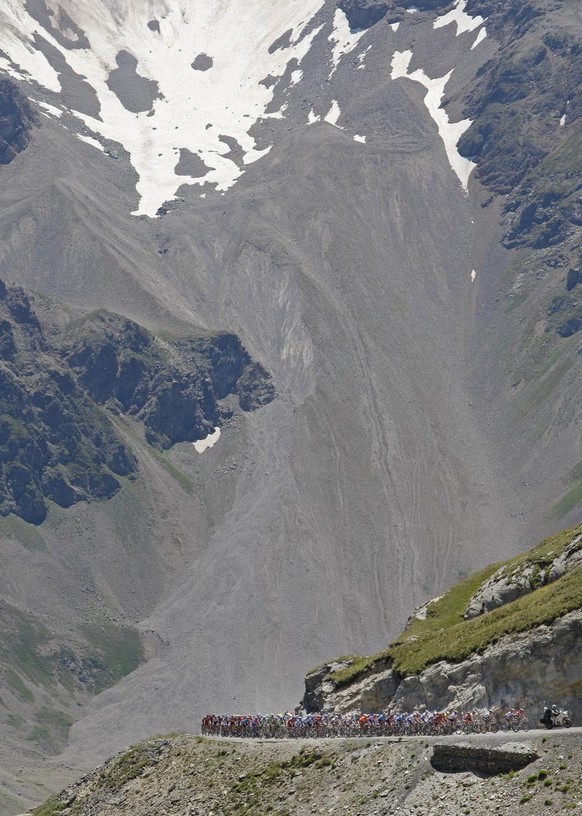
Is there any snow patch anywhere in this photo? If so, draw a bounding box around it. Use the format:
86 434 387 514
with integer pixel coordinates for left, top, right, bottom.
390 49 476 191
560 100 570 127
353 134 366 143
329 8 367 79
357 46 371 70
36 100 64 118
0 0 325 217
433 0 484 35
390 22 400 32
308 109 321 124
193 427 221 454
471 27 487 49
290 69 303 87
406 8 418 14
324 99 341 127
0 0 61 92
471 269 476 283
77 133 105 152
265 102 288 121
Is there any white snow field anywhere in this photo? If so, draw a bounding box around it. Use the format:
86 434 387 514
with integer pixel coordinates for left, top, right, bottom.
433 0 485 36
434 0 487 51
324 99 342 127
193 428 221 454
76 133 106 152
0 0 328 216
472 28 488 49
0 0 490 214
329 8 367 78
391 50 476 191
35 100 64 118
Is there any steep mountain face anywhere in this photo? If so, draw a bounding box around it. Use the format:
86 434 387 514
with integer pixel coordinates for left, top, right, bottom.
0 280 273 523
0 0 580 811
0 283 137 524
0 77 37 164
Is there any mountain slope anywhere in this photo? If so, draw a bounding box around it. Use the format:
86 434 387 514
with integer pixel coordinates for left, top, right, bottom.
26 733 582 816
0 0 580 811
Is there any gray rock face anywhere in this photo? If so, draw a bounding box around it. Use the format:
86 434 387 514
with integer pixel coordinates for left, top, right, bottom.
392 611 582 720
431 743 539 774
337 0 390 30
106 50 160 114
0 283 136 524
0 78 37 164
464 535 582 619
464 570 535 619
303 661 398 713
0 281 274 522
62 312 275 450
306 611 582 722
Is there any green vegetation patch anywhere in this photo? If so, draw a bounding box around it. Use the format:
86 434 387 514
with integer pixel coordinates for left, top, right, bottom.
0 606 143 695
0 606 54 690
498 523 582 578
0 513 47 551
31 796 67 816
329 562 501 687
329 654 390 688
551 477 582 519
387 565 582 676
4 668 35 702
97 744 151 789
154 450 195 495
81 622 144 693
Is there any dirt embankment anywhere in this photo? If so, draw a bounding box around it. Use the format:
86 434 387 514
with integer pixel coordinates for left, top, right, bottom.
27 732 582 816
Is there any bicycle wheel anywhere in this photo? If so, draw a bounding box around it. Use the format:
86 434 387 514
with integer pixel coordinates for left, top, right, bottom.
511 722 520 732
489 722 499 733
564 717 572 728
522 719 530 732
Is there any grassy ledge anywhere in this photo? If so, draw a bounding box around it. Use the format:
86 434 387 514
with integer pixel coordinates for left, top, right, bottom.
329 523 582 688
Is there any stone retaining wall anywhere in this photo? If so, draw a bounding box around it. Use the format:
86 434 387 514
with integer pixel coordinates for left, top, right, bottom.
431 744 539 775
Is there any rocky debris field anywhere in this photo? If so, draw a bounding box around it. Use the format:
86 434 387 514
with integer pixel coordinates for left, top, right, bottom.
29 732 582 816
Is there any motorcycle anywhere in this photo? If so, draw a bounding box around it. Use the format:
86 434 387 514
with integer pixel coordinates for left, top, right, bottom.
540 705 572 729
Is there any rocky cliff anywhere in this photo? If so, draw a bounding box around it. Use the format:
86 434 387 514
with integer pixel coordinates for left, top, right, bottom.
0 281 274 523
347 0 582 337
337 0 390 30
0 78 37 164
303 524 582 719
